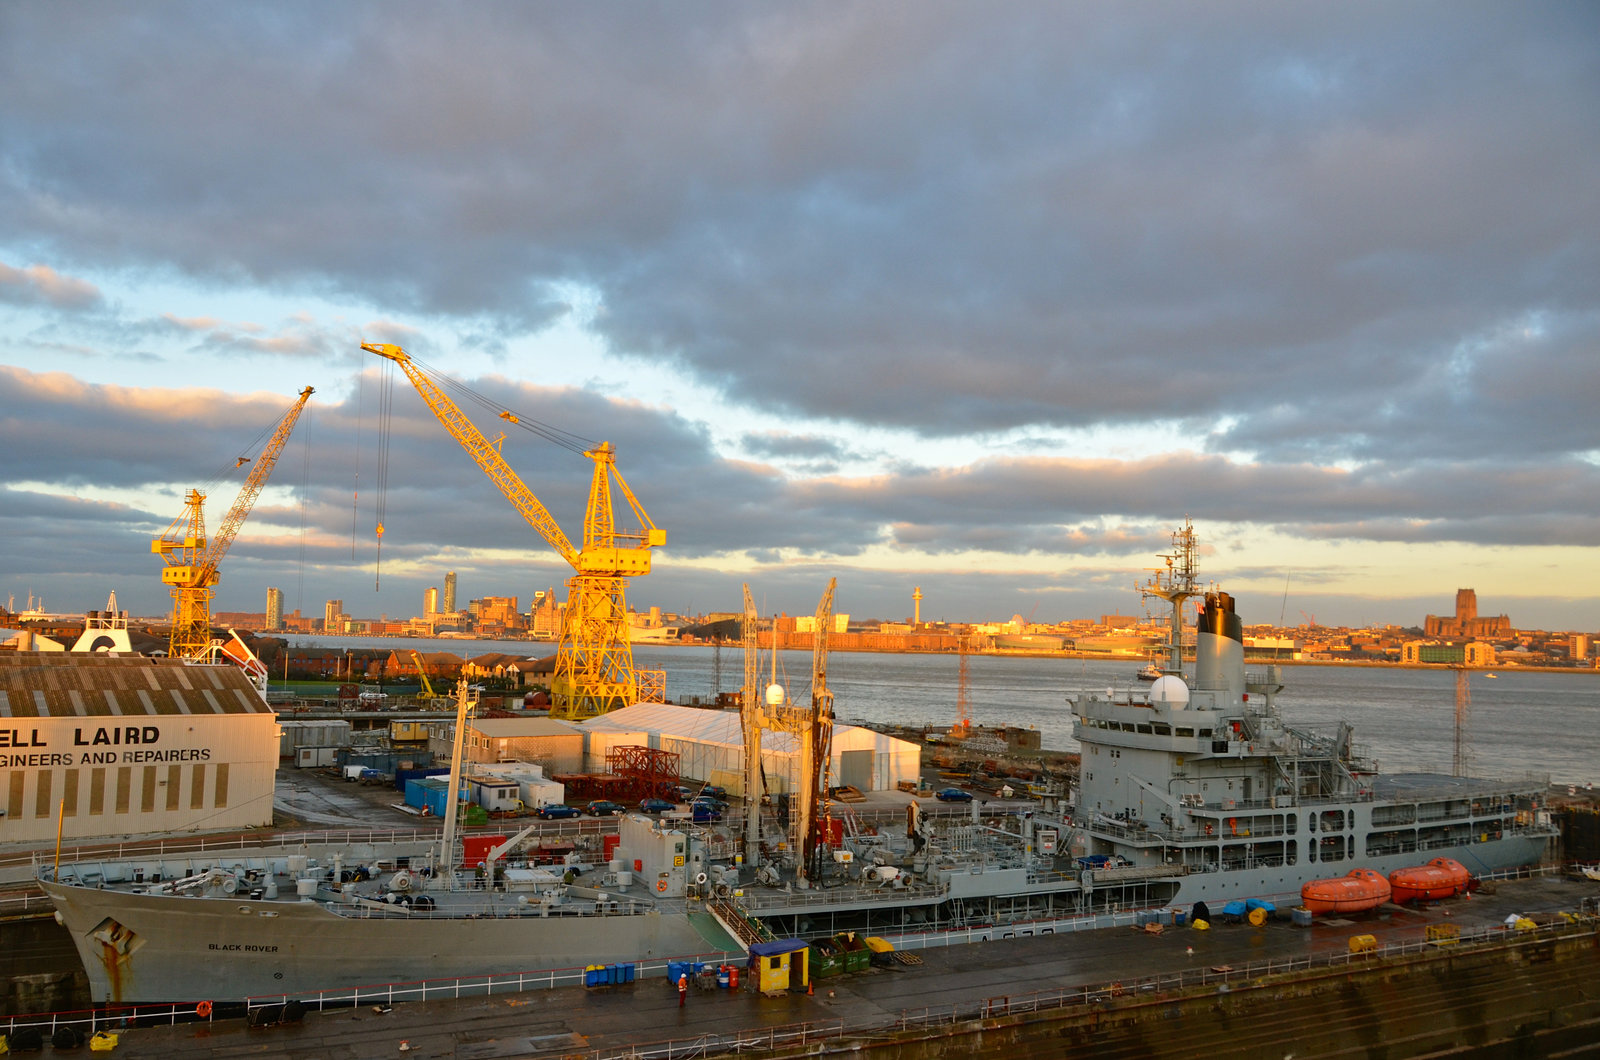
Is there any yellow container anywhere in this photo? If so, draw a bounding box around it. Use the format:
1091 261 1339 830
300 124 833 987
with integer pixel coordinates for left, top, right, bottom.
863 936 894 954
90 1032 119 1052
1349 934 1377 953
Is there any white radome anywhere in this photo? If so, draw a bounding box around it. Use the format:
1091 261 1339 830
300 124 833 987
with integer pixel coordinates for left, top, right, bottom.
1150 675 1190 708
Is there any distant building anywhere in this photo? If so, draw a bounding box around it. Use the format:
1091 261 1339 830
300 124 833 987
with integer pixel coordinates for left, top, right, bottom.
1424 589 1511 638
476 596 522 634
1401 640 1497 666
324 599 345 633
1573 634 1590 662
529 588 560 638
443 571 458 614
265 587 283 631
424 587 440 616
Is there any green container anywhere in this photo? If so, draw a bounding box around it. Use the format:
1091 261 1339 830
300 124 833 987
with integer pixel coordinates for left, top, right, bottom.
809 946 844 978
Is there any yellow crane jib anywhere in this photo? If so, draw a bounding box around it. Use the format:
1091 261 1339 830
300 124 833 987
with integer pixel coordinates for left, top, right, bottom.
362 342 665 719
153 386 314 659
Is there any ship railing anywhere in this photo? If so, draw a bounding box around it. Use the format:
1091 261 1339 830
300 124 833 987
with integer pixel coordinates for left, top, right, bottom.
557 911 1600 1059
735 877 950 911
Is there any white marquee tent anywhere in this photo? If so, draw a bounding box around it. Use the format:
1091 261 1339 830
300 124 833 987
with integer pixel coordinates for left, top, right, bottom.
581 703 920 795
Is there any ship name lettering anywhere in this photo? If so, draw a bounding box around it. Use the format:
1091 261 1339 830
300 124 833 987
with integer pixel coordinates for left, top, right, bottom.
207 944 279 953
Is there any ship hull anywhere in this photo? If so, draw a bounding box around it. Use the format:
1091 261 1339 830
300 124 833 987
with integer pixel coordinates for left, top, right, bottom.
42 881 722 1004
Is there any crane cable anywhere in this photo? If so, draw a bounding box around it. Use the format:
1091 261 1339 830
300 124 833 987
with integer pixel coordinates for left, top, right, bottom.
406 352 597 456
295 399 313 622
352 368 365 560
374 358 395 589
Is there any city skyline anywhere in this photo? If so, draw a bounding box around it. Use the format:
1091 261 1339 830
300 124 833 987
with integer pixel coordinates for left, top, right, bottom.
2 7 1597 632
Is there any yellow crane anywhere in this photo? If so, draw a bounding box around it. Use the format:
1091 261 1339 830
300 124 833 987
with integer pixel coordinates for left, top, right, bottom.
409 650 449 708
362 343 664 719
152 387 314 659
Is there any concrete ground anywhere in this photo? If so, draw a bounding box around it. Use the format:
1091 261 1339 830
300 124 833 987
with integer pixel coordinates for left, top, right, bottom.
50 873 1600 1060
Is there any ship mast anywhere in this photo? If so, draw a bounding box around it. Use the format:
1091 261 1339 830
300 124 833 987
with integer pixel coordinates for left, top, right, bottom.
1141 518 1200 674
439 679 477 889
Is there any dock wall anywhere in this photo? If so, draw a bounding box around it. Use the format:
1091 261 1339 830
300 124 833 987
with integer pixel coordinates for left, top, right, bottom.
751 927 1600 1060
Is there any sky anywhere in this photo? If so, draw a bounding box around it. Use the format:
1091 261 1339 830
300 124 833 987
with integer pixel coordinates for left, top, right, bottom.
2 3 1598 633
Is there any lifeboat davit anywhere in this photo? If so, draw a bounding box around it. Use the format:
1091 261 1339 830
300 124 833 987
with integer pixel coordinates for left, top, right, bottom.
1388 858 1471 904
1299 868 1391 915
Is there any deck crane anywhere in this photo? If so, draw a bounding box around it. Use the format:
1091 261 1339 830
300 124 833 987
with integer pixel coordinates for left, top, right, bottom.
362 343 665 720
152 386 314 659
739 578 837 880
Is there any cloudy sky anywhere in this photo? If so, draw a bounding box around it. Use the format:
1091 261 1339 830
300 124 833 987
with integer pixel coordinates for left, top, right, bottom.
2 3 1597 632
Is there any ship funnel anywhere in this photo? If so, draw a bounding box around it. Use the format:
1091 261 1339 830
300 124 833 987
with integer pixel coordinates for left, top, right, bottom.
1194 591 1244 695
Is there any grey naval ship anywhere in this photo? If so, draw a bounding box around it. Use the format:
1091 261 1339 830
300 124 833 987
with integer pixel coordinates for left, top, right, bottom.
39 524 1557 1004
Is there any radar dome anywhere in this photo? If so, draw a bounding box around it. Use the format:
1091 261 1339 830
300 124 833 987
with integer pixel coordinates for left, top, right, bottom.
765 683 786 707
1149 675 1190 708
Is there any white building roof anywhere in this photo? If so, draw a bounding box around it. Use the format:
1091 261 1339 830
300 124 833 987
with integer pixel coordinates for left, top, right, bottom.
582 702 913 757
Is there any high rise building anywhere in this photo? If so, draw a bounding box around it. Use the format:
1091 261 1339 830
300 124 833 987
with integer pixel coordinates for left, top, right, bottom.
424 587 440 616
265 587 283 631
443 571 457 614
324 599 344 633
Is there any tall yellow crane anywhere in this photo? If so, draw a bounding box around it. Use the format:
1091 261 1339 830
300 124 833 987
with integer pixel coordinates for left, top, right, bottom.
152 386 314 659
362 343 665 719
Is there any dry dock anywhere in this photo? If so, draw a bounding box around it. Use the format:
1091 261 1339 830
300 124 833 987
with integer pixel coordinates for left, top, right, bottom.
14 872 1599 1059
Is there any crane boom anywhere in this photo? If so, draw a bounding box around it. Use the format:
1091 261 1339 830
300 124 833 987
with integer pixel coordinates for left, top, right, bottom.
153 386 314 659
363 342 666 718
363 344 578 565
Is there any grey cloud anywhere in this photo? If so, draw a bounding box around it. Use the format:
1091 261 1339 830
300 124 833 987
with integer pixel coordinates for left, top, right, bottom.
0 262 102 309
2 4 1595 453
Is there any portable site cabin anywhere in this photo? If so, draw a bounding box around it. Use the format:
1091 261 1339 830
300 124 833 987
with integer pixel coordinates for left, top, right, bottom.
748 938 810 996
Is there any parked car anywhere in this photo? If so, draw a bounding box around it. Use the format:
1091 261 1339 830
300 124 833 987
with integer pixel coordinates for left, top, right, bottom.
934 787 974 802
536 804 581 819
638 797 675 815
689 798 722 822
585 800 627 817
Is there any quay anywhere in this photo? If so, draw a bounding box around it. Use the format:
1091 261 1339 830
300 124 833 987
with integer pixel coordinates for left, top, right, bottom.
13 871 1599 1059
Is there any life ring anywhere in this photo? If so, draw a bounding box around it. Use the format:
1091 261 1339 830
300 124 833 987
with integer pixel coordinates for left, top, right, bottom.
656 879 668 893
196 1000 213 1018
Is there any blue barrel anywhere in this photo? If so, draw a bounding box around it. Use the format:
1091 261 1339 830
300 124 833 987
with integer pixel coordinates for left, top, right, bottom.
1173 910 1187 927
717 966 730 989
625 963 636 983
668 960 687 985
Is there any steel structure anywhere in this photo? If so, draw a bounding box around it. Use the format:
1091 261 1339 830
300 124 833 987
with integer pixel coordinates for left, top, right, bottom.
363 343 665 719
152 387 314 659
606 745 681 801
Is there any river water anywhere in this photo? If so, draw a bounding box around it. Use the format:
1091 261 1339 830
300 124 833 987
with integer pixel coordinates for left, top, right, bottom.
289 636 1600 787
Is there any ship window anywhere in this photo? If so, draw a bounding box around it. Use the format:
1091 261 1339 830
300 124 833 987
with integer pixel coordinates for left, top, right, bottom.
34 770 52 819
1321 810 1345 831
1199 729 1213 738
1137 724 1153 734
1176 727 1194 737
1153 723 1170 736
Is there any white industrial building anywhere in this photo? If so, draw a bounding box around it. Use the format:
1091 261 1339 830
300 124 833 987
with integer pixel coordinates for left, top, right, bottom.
581 702 920 796
0 652 278 843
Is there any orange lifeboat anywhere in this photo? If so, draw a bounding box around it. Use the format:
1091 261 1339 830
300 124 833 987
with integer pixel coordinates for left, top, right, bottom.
1388 858 1471 904
1299 868 1391 914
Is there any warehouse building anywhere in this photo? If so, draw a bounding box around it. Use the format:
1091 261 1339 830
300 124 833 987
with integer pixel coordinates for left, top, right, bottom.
0 652 278 844
426 716 584 775
581 703 921 796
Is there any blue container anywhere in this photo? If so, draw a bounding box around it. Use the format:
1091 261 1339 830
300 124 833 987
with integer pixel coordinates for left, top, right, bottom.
668 960 687 985
717 966 730 989
1173 910 1188 927
1291 907 1313 927
584 966 599 987
625 964 636 983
